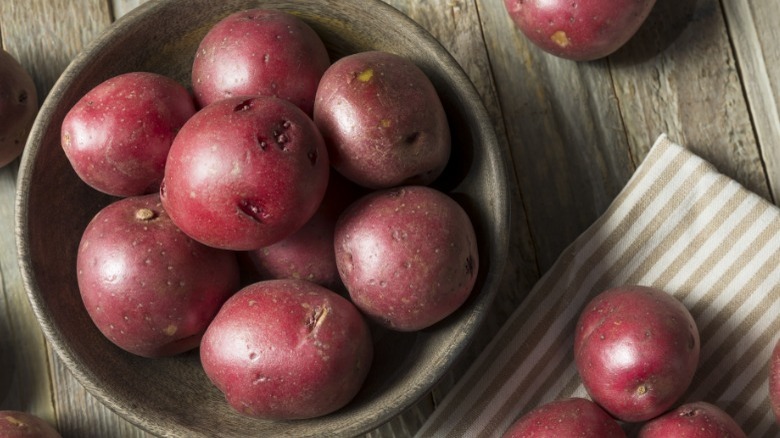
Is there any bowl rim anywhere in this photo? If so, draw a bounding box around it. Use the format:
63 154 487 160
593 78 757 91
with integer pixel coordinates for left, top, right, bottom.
14 0 512 436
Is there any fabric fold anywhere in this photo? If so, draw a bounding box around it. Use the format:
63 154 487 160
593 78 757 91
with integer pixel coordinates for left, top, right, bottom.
415 134 780 438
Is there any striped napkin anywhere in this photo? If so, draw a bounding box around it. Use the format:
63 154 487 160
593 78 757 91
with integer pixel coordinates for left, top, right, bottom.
416 134 780 437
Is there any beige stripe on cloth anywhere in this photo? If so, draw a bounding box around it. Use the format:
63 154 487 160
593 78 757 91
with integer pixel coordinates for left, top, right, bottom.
415 134 780 438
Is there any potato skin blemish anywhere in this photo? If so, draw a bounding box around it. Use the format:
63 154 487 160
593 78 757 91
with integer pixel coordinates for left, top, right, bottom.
357 68 374 82
551 30 570 47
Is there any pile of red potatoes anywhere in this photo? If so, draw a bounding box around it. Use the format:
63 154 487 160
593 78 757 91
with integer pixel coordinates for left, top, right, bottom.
59 8 479 421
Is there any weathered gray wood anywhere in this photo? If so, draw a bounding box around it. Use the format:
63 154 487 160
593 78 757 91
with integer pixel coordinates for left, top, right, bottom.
475 0 637 271
0 2 54 429
364 1 540 435
1 1 155 436
110 0 148 20
722 0 780 203
609 0 769 201
381 0 540 402
3 0 777 436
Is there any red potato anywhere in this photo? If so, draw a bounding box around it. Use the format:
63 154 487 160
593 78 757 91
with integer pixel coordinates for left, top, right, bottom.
200 279 373 420
637 401 747 438
0 411 61 438
77 193 241 357
502 397 625 438
574 285 700 422
503 0 657 61
160 95 329 251
245 171 365 291
192 8 330 115
0 49 38 168
61 71 196 197
334 185 478 331
770 337 780 423
314 50 450 189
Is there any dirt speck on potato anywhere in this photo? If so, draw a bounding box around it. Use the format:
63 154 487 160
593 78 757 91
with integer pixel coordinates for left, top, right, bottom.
550 30 570 47
357 68 374 82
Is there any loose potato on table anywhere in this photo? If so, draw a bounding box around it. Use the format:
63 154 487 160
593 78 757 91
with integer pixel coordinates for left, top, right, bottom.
502 397 625 438
192 8 330 115
574 285 700 422
503 0 657 61
0 49 38 168
770 337 780 423
314 50 450 189
77 193 241 357
200 279 373 420
61 72 196 197
637 401 746 438
334 185 478 331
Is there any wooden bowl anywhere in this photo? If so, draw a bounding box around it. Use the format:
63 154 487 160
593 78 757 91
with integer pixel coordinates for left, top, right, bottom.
15 1 510 436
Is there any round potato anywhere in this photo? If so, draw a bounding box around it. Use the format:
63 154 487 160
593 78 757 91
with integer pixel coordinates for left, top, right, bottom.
77 193 241 357
502 397 625 438
770 337 780 423
61 71 196 197
192 8 330 114
200 279 373 420
637 401 746 438
0 49 38 168
503 0 657 61
574 285 700 422
314 51 450 189
160 95 329 251
334 185 478 331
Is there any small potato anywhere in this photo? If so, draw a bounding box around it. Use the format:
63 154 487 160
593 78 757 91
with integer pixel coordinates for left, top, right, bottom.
77 193 241 357
314 51 450 189
245 171 365 291
192 8 330 115
61 71 196 197
161 95 329 251
770 337 780 423
502 397 625 438
574 285 700 422
637 401 747 438
334 185 478 331
0 411 62 438
200 279 373 420
503 0 657 61
0 49 38 168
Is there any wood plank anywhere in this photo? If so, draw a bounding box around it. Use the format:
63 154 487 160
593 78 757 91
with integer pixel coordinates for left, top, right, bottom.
49 353 151 438
608 0 770 200
1 1 156 436
110 0 148 21
475 0 637 271
721 0 780 203
383 0 540 378
0 4 55 429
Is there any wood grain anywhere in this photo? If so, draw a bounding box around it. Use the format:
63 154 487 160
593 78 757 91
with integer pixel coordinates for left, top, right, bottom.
476 0 637 271
0 1 155 436
721 0 780 203
609 0 770 200
1 0 777 436
381 0 540 401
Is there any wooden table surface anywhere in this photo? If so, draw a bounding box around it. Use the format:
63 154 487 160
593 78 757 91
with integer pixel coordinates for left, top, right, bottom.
1 0 778 437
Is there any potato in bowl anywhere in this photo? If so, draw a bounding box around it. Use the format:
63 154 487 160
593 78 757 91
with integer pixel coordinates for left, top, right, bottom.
15 0 510 436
